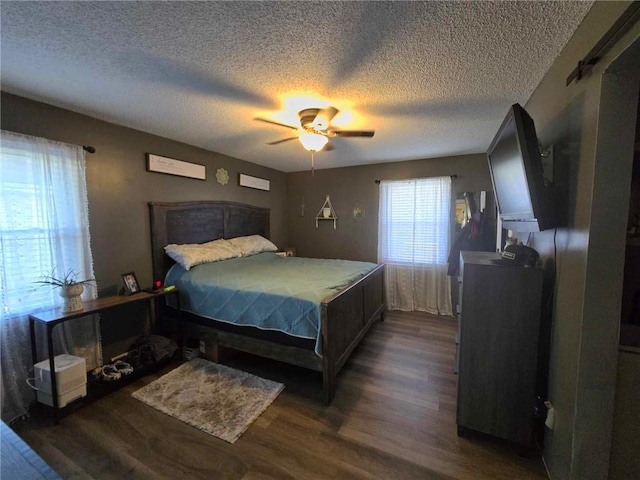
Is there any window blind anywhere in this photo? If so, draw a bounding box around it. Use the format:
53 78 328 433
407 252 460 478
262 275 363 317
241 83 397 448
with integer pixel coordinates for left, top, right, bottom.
377 177 452 265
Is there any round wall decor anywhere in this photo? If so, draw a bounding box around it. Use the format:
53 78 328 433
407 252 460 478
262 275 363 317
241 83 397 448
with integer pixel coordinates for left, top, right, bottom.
216 168 229 185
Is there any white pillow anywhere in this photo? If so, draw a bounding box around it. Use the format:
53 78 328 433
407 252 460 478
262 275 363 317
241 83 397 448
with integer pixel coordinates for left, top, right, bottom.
227 235 278 257
164 239 239 270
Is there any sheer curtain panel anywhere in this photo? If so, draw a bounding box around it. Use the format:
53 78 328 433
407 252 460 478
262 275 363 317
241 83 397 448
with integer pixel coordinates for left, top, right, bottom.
378 177 452 315
0 130 101 423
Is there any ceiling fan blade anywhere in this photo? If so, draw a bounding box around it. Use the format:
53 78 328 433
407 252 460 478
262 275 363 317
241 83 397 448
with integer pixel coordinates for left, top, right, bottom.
267 137 298 145
329 130 375 138
254 117 298 130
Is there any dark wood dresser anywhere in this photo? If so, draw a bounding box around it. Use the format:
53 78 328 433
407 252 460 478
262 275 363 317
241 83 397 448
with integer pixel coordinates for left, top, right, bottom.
456 251 543 446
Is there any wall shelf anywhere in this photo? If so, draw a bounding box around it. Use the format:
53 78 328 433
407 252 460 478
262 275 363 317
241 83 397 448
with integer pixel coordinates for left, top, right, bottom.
315 195 337 229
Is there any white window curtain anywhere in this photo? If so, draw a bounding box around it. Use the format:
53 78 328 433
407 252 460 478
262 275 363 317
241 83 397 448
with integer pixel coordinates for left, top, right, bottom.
0 130 102 423
378 177 452 315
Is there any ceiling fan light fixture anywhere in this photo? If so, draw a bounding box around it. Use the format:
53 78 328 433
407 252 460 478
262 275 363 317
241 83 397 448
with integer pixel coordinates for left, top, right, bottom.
299 132 328 152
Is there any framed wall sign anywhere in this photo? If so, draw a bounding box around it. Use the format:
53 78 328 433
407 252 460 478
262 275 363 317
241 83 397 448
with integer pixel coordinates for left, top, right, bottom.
146 153 206 180
238 173 270 191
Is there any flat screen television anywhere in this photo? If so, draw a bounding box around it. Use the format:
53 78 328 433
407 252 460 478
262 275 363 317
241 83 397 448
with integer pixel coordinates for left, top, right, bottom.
487 103 560 233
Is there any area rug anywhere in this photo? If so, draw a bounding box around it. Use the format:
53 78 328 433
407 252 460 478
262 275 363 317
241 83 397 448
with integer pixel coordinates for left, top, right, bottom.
131 358 284 443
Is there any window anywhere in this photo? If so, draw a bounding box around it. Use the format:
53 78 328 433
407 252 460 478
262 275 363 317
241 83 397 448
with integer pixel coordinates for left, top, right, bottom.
378 177 451 265
0 130 95 318
1 130 102 423
377 176 452 315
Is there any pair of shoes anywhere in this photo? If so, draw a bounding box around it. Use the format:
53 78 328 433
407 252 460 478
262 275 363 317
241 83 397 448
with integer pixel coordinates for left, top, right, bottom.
91 361 134 382
113 360 134 376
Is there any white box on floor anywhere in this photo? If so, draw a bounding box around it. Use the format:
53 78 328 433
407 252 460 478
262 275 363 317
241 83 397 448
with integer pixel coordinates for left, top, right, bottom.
34 354 87 408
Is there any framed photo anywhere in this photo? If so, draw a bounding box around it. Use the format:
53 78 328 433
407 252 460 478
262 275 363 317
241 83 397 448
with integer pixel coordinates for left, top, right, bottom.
121 271 141 295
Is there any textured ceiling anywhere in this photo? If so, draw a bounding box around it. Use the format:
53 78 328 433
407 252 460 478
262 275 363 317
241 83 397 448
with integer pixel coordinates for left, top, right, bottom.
1 1 593 172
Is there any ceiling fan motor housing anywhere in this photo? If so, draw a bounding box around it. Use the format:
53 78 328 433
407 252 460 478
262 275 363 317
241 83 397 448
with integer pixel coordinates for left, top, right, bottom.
299 108 321 130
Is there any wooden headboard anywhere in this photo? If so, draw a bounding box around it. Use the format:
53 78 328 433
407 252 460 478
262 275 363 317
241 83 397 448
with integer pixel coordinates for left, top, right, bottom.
148 201 270 281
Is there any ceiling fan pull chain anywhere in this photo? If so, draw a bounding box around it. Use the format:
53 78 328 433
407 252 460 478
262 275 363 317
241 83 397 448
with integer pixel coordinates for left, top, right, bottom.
311 151 315 176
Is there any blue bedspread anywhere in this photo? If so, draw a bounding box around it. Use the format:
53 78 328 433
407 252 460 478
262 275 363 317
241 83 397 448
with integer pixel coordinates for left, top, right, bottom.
166 252 377 355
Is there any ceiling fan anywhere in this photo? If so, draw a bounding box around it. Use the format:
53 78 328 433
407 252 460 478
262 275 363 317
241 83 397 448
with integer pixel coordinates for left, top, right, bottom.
254 107 375 152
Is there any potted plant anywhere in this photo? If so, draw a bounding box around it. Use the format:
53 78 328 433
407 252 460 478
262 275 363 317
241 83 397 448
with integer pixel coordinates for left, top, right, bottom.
36 269 95 312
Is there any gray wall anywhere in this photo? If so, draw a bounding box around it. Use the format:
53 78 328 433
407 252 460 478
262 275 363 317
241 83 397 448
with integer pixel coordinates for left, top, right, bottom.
517 2 639 478
1 92 288 356
287 153 491 262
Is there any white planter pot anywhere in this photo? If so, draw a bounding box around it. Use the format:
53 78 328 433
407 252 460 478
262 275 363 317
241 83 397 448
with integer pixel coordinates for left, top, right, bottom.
59 284 84 312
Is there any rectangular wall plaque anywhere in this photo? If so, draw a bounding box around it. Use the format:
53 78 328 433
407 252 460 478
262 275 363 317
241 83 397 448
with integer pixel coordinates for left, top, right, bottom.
238 173 270 191
146 153 206 180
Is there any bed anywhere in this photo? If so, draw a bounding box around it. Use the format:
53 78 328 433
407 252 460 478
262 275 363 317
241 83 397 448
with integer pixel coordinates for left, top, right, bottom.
149 201 385 404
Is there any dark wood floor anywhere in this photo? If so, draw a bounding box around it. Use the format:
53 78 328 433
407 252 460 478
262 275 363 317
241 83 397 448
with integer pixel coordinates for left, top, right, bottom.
14 311 548 479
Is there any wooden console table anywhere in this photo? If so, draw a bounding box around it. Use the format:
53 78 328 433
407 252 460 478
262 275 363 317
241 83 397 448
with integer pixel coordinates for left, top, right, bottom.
28 289 180 410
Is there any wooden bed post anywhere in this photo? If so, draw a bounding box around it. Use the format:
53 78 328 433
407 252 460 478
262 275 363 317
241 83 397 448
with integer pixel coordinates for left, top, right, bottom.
321 305 336 405
322 364 336 405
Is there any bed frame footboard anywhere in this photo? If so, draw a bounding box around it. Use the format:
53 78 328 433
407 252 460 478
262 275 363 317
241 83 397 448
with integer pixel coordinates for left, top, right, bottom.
321 264 385 404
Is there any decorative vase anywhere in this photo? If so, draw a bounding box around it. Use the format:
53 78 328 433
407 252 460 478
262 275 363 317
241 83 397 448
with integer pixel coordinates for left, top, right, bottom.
323 207 331 218
59 284 84 312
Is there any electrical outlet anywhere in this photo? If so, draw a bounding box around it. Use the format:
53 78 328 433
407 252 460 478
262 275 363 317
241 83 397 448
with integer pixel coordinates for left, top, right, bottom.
199 340 205 354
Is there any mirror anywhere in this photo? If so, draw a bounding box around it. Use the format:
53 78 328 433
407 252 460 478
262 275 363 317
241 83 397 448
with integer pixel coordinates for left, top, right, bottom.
455 191 484 234
449 190 496 275
453 191 496 242
449 190 497 314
